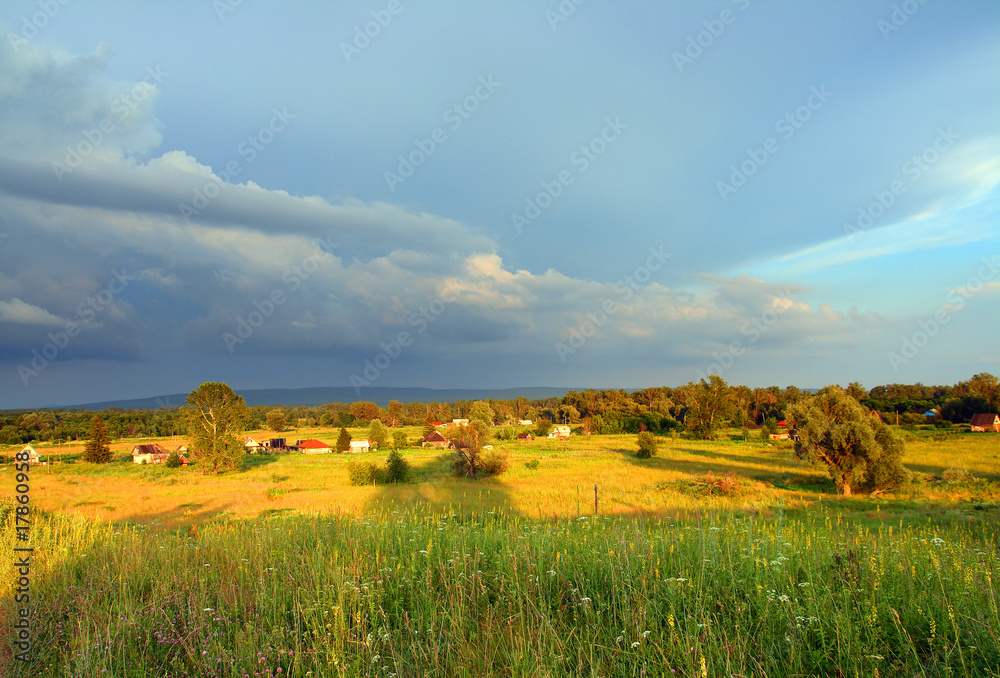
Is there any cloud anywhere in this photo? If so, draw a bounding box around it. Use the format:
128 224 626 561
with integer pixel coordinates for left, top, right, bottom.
0 298 66 326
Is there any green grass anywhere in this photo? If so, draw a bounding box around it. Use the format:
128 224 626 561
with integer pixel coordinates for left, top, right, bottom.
2 506 999 677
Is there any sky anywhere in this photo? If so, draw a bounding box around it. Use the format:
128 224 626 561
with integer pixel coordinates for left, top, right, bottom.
0 0 998 409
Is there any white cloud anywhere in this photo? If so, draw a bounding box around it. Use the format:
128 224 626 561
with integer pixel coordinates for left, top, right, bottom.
0 298 67 326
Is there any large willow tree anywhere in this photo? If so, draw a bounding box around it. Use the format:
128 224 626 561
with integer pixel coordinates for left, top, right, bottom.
789 386 908 496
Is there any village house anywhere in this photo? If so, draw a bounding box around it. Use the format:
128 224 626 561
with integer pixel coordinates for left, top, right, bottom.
421 430 451 449
131 443 171 465
452 418 470 426
518 419 533 426
970 413 1000 432
19 444 42 466
550 425 571 438
297 438 332 454
349 440 371 453
516 432 534 441
244 437 262 452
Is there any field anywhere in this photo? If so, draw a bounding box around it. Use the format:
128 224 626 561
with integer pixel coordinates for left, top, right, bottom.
3 429 1000 676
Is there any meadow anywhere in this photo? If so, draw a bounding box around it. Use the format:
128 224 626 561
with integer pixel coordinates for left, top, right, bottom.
2 428 999 676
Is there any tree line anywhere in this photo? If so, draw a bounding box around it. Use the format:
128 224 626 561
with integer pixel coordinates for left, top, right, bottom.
2 373 996 447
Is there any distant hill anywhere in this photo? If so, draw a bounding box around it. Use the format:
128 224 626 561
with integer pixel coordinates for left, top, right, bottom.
57 386 576 411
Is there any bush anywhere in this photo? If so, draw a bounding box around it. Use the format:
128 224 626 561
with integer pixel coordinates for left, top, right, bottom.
385 449 410 483
534 419 553 437
494 426 516 442
636 431 658 458
165 452 183 468
525 458 540 470
481 450 510 476
347 460 384 486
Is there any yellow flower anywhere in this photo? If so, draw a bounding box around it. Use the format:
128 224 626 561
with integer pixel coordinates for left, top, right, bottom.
700 655 707 678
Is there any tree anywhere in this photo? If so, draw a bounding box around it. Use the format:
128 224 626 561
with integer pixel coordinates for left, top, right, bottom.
683 375 737 439
535 419 553 437
385 448 411 483
385 400 404 427
423 413 437 437
789 386 908 496
83 416 112 463
470 400 494 426
367 419 390 449
184 382 249 474
392 430 408 450
350 401 381 422
636 431 658 458
845 382 867 402
450 421 497 479
266 409 288 432
336 427 351 453
761 416 779 441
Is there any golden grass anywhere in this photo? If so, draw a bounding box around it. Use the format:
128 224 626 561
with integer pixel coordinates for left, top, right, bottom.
4 427 998 531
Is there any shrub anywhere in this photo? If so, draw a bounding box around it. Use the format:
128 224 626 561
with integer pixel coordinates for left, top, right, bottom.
525 458 540 470
494 426 516 442
347 460 384 486
534 419 553 437
165 452 183 468
385 449 410 483
481 450 510 477
636 431 658 458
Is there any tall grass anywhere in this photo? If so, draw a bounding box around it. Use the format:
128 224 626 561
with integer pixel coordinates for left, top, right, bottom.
3 504 998 677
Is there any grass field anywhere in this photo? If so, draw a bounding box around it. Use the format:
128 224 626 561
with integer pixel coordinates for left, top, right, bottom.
3 429 999 676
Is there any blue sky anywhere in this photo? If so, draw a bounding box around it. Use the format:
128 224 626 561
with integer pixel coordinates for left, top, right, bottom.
0 0 997 408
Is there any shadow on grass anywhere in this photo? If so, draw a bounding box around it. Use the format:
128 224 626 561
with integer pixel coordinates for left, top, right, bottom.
359 448 524 519
240 454 280 471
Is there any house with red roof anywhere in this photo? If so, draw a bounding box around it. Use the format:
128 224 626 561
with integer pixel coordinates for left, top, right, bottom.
297 438 332 454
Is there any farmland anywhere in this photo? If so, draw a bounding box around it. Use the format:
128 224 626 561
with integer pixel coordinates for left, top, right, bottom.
3 429 1000 676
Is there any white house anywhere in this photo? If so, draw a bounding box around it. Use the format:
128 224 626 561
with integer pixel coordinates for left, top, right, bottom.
19 444 42 465
452 418 470 426
349 440 371 453
518 419 533 426
244 437 262 452
131 443 171 464
550 425 571 438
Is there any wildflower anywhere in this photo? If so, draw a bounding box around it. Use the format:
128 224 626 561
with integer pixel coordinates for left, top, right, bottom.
632 642 640 648
700 656 707 678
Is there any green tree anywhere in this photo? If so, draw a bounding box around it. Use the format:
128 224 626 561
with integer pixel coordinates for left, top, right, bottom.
367 419 390 449
184 382 249 475
423 412 437 437
683 375 736 440
535 419 553 437
385 448 410 483
450 421 495 479
789 386 908 496
266 409 288 432
636 431 658 458
83 415 112 463
336 427 351 453
470 400 494 426
392 430 408 450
